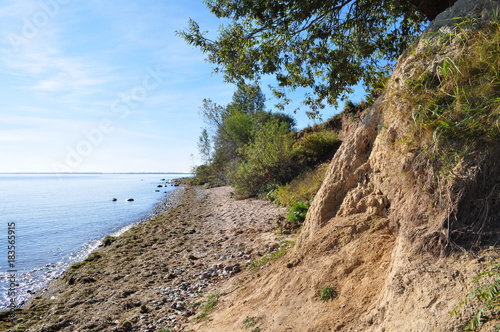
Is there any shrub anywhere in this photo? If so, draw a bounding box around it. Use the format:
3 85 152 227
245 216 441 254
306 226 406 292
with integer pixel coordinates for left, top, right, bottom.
273 163 329 206
231 120 295 198
286 201 310 224
191 164 212 185
320 286 337 302
293 130 340 168
191 161 229 187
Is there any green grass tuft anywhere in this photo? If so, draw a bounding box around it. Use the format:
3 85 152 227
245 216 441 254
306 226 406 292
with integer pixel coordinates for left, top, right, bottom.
248 240 295 270
320 286 337 302
451 263 500 331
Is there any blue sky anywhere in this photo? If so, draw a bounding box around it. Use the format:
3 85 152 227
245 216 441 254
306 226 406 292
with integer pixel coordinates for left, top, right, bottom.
0 0 345 173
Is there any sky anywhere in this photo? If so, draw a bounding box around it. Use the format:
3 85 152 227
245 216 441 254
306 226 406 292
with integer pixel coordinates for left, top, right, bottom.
0 0 346 173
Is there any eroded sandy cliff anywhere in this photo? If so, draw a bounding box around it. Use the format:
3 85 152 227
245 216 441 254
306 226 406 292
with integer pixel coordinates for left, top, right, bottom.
188 1 500 331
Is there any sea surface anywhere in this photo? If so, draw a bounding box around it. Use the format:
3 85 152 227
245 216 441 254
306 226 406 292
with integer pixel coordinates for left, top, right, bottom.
0 172 186 310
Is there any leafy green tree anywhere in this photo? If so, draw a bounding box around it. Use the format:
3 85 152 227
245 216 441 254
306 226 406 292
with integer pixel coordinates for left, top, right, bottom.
225 82 266 114
231 119 296 197
195 83 296 187
198 128 211 164
201 83 295 156
178 0 455 116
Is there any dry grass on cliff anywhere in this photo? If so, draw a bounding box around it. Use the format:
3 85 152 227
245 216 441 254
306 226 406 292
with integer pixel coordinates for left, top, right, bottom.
402 17 500 254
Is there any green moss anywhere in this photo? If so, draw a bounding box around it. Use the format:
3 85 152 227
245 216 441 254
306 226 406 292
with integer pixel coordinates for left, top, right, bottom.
84 252 102 262
102 235 117 246
68 261 85 270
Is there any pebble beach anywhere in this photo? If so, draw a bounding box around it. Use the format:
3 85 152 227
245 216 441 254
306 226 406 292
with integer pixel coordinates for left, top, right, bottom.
0 182 287 332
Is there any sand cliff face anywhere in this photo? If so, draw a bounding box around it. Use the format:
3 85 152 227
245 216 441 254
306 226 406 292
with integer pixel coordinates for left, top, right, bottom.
303 0 500 252
189 1 500 331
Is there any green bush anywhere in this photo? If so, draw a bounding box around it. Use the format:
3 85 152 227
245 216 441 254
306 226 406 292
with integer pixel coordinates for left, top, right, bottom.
231 120 295 198
191 164 211 185
191 160 229 187
320 286 337 302
293 130 340 168
273 163 329 206
287 201 310 224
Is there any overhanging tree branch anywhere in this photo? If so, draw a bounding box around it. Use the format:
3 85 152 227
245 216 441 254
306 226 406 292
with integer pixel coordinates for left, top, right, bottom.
178 0 455 116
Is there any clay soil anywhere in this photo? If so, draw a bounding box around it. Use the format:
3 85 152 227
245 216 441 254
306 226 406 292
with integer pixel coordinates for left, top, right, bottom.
0 184 289 332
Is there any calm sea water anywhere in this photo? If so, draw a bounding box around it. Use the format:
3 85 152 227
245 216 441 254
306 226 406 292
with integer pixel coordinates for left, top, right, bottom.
0 173 186 310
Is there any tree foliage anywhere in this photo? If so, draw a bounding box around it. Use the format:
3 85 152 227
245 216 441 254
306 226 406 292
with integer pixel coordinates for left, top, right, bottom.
179 0 428 116
198 128 211 164
231 119 296 197
193 82 342 197
195 83 296 187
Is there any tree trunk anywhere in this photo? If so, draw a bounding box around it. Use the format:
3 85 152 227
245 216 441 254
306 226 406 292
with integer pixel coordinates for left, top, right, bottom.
408 0 458 20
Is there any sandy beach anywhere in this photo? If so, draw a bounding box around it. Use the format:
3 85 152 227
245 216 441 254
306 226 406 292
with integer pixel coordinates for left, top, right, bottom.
0 183 287 332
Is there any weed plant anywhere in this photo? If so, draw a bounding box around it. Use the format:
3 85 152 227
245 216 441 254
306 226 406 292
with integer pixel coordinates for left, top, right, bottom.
451 263 500 331
194 293 223 322
248 240 295 270
243 316 262 330
202 293 221 311
286 201 310 224
450 264 500 331
320 286 337 302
